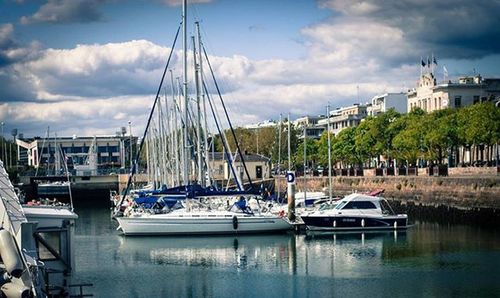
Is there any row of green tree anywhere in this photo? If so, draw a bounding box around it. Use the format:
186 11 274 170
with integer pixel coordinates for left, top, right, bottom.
216 102 500 170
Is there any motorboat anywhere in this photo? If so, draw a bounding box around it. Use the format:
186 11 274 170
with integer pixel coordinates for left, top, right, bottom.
300 193 408 231
116 196 292 236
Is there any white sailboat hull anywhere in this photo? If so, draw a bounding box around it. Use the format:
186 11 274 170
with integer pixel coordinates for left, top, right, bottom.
116 212 292 236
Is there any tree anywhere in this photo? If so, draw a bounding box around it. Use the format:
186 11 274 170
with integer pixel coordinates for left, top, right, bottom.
316 131 337 167
391 108 426 166
423 109 457 164
293 137 318 171
372 108 402 166
457 102 500 146
457 102 500 164
331 127 357 168
354 117 378 167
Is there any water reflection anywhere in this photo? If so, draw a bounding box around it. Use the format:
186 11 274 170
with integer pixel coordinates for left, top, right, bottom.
73 207 500 297
119 234 295 274
117 230 407 279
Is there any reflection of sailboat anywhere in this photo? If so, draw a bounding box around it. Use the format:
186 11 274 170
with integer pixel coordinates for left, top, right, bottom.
118 234 293 271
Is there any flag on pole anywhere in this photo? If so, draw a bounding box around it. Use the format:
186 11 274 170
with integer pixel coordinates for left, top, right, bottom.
443 65 448 77
421 59 426 67
427 57 431 67
433 57 437 65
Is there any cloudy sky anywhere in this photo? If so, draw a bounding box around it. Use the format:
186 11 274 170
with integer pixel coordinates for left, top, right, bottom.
1 0 499 138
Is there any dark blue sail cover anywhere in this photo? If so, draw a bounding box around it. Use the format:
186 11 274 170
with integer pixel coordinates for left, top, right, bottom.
135 184 259 199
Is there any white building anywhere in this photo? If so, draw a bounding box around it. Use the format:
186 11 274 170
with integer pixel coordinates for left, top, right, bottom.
293 115 325 139
318 104 368 135
16 135 137 172
368 92 407 116
407 73 500 113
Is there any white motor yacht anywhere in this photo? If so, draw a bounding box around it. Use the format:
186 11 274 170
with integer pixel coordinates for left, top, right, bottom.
300 193 408 231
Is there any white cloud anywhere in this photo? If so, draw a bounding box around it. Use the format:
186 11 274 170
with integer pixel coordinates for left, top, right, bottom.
2 29 420 136
1 95 153 136
0 23 14 48
11 0 482 136
20 0 105 25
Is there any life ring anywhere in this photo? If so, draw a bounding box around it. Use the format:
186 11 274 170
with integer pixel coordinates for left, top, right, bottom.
232 216 238 230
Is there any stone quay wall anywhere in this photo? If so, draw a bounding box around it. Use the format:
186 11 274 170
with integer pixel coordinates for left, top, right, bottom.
276 175 500 210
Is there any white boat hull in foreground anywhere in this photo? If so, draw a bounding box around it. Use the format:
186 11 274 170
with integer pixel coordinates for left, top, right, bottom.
116 212 292 236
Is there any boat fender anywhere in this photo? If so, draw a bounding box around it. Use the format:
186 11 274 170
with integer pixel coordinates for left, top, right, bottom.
361 219 365 227
394 221 397 229
0 229 24 278
278 210 285 218
0 272 11 287
333 220 336 228
232 216 238 230
1 282 31 298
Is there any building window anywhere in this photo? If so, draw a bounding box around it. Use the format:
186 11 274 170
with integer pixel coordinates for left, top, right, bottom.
454 96 462 108
256 166 262 179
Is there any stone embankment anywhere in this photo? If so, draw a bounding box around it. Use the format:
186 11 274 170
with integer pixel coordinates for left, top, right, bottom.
276 174 500 210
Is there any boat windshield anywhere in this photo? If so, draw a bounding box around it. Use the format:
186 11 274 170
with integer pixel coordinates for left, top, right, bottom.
334 200 348 210
318 202 337 211
379 199 395 215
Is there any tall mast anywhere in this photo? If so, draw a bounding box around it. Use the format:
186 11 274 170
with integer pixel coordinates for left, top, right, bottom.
287 113 291 170
169 70 178 186
182 0 189 185
192 35 203 186
303 126 306 202
277 113 282 201
54 132 59 176
327 104 332 202
163 87 172 187
176 76 183 184
197 21 211 187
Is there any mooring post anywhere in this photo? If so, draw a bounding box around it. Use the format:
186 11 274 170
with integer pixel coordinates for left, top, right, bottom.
287 171 296 221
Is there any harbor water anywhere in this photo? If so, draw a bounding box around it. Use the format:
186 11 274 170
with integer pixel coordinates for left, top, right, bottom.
72 204 500 297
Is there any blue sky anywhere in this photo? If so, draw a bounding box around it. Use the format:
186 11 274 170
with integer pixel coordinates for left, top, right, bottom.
1 0 499 138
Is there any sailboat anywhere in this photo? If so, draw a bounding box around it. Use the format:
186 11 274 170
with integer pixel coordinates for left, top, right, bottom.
35 130 73 200
115 0 291 235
